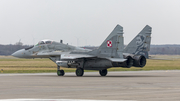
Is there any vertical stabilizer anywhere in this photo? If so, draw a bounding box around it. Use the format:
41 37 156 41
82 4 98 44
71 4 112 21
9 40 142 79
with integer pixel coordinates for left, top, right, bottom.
124 25 152 58
89 25 124 59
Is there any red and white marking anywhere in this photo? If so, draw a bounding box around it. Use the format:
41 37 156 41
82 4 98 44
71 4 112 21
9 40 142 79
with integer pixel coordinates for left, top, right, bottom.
107 40 112 47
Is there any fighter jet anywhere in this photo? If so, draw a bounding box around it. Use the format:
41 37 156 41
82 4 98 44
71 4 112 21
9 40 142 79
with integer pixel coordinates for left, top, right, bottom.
12 25 152 76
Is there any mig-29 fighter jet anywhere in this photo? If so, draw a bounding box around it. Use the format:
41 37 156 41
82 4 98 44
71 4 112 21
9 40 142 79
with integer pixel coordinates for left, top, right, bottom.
12 24 152 76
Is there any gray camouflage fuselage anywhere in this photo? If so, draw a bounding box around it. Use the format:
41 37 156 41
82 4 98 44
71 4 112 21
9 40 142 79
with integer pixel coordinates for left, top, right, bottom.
12 25 152 75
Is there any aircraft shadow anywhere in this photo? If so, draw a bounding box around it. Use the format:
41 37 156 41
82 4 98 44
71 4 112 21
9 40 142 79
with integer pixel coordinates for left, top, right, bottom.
63 75 165 78
31 75 166 78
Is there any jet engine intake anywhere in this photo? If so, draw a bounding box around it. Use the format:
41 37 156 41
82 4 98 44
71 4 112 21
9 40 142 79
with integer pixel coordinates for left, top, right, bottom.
56 61 68 67
67 61 79 67
83 59 112 70
132 55 146 67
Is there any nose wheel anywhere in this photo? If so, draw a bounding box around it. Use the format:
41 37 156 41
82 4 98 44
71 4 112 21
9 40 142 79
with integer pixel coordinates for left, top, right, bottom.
57 66 65 76
57 70 65 76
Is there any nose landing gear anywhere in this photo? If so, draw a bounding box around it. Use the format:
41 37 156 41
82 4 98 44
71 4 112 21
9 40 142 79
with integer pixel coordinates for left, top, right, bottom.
57 66 65 76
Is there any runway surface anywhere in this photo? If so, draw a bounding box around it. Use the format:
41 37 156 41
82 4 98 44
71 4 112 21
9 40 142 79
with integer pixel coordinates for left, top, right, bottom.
0 70 180 101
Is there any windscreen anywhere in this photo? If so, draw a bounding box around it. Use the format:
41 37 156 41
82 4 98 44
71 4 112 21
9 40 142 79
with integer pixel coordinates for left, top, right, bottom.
25 45 34 50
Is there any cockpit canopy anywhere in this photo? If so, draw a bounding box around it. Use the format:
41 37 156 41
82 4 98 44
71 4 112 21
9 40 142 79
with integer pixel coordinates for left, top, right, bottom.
37 39 53 45
25 45 34 50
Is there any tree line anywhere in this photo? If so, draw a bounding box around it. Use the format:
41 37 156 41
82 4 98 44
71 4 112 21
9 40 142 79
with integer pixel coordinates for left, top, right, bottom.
149 45 180 55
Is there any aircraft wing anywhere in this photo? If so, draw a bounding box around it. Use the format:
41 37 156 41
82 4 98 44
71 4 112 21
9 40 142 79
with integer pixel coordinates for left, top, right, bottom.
37 51 127 62
36 51 95 59
61 54 95 60
61 54 127 62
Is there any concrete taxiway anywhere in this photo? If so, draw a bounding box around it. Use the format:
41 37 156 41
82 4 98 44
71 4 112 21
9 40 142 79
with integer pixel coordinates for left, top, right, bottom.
0 70 180 101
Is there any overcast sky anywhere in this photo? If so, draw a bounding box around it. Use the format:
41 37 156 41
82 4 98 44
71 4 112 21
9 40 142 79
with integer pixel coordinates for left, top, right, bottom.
0 0 180 46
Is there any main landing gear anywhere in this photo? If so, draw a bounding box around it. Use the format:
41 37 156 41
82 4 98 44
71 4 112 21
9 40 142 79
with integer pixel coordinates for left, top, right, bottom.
76 68 84 76
75 68 108 76
57 66 65 76
57 65 108 77
99 69 108 76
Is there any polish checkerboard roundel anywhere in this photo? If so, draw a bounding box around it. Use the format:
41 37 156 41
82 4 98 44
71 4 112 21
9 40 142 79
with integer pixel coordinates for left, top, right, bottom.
107 40 112 47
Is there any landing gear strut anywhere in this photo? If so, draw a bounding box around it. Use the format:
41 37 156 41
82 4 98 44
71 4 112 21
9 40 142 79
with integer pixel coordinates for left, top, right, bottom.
76 68 84 76
99 69 107 76
57 66 65 76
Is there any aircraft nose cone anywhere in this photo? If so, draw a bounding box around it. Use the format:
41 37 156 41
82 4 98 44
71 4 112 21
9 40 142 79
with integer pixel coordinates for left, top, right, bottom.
12 49 25 58
11 52 16 57
11 52 18 57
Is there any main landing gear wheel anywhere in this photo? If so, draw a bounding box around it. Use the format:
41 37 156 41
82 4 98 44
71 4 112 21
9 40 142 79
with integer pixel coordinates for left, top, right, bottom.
57 70 65 76
99 69 108 76
76 68 84 76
